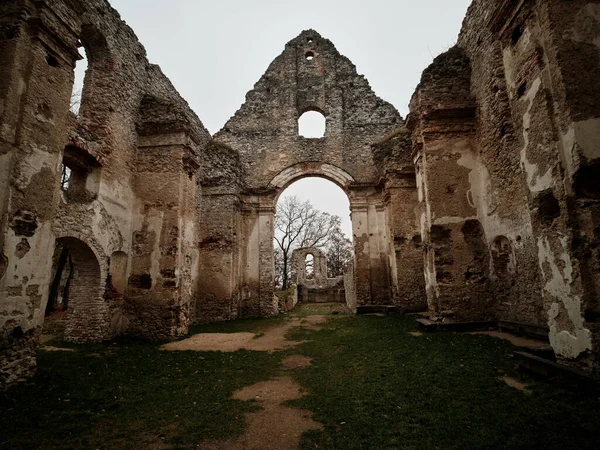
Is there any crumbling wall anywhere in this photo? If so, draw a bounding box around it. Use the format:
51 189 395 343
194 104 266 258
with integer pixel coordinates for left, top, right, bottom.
196 140 244 322
462 0 599 371
1 0 209 387
409 47 496 321
373 129 426 311
291 247 345 304
200 30 414 316
409 0 600 372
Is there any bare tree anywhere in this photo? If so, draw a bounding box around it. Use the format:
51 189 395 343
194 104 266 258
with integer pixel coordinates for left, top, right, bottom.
70 89 82 115
274 196 339 290
326 224 354 277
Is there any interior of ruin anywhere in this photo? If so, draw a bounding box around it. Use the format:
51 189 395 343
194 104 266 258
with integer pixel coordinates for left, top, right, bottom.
2 0 600 386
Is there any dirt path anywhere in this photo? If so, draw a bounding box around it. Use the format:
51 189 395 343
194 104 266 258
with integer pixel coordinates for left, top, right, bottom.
200 376 321 450
163 313 332 450
161 315 327 353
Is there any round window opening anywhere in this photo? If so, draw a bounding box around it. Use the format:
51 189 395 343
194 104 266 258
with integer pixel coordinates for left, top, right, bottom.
305 51 315 61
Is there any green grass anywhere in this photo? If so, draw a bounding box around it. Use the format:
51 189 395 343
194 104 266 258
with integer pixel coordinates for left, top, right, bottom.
292 303 350 318
0 340 281 449
284 315 600 450
2 313 600 449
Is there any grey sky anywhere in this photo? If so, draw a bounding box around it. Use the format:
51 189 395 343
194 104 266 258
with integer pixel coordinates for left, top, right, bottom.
78 0 472 238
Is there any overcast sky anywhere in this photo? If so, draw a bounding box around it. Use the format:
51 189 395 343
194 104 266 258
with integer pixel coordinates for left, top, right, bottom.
78 0 472 238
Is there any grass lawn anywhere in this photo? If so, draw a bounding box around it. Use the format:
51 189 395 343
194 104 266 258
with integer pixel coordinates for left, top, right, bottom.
288 315 600 450
0 332 282 449
1 312 599 449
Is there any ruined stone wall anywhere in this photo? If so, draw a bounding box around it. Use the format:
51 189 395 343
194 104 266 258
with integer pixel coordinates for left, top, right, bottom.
373 129 426 311
409 47 497 322
409 0 600 372
1 0 209 386
291 247 345 304
196 141 244 322
215 30 402 190
1 0 81 386
457 0 546 325
462 0 600 371
199 30 415 318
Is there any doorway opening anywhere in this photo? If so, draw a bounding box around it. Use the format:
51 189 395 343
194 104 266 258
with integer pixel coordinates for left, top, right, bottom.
273 177 353 311
43 237 105 342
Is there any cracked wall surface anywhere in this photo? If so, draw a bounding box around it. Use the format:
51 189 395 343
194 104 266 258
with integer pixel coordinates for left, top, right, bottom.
409 0 600 372
0 0 209 386
2 0 600 387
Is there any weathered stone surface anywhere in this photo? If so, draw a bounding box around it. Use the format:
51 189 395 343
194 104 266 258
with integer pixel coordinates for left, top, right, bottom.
408 0 600 372
291 247 345 305
2 0 600 388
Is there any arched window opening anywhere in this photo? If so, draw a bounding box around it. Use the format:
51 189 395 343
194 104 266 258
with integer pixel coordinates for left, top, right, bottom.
45 241 75 317
71 45 88 116
298 111 326 138
305 254 315 279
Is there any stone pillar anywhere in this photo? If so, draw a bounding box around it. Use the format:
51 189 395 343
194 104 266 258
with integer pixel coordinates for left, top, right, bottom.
196 140 243 322
0 0 81 385
128 131 199 338
408 47 492 322
349 187 395 306
350 200 371 305
413 134 491 321
257 206 278 316
383 168 426 311
239 197 278 318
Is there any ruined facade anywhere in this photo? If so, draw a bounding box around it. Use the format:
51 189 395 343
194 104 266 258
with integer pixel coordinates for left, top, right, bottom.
1 0 600 386
290 247 345 305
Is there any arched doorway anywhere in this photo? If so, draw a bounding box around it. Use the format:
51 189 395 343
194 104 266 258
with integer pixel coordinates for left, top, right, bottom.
44 237 110 343
233 161 393 315
273 176 353 310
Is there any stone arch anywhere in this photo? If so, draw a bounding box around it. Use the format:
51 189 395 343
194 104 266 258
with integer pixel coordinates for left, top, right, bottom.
269 169 355 308
49 236 111 343
270 162 356 206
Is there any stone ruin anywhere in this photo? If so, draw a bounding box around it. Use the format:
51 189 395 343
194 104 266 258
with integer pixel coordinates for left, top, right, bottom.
290 247 346 306
1 0 600 386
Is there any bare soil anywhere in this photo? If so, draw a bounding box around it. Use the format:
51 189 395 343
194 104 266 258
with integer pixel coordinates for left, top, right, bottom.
501 375 532 393
181 314 327 450
282 355 313 369
201 377 321 450
162 316 327 353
